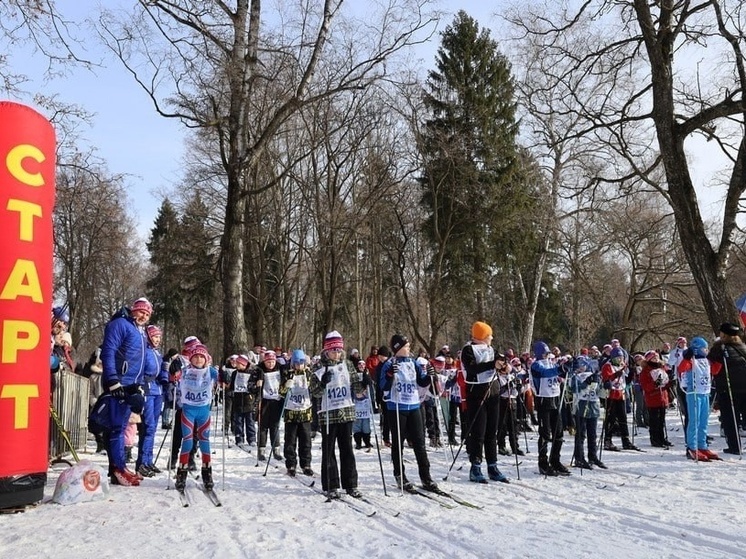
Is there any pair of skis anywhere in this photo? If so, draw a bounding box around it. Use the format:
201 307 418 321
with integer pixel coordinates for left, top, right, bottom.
176 478 222 507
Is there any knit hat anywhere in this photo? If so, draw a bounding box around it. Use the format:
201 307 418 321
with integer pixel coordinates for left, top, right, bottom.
235 354 250 368
471 321 492 341
323 331 344 351
291 349 306 366
644 350 660 363
263 350 277 362
131 297 153 314
52 305 69 323
377 345 391 358
183 336 200 348
390 334 409 353
533 341 549 359
610 347 625 359
189 344 210 362
719 323 740 336
689 337 708 358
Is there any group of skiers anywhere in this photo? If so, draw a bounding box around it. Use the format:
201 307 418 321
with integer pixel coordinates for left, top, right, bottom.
87 297 746 498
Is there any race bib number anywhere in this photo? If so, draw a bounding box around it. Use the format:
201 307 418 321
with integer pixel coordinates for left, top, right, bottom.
263 371 281 400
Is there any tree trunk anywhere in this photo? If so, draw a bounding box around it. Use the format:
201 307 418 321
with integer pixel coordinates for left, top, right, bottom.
221 176 249 355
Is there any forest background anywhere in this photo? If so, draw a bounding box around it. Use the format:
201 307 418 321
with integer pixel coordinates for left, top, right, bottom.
4 0 746 361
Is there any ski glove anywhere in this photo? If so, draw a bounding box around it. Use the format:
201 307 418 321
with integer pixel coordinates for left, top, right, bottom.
108 383 125 400
426 364 436 376
320 369 333 386
387 363 399 378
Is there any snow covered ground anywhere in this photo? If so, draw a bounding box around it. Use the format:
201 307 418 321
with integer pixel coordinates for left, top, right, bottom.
1 406 744 559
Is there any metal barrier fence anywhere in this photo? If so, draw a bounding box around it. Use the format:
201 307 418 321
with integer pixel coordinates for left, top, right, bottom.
50 368 90 460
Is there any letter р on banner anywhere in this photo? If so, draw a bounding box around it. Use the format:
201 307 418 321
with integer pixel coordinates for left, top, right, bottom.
0 101 55 509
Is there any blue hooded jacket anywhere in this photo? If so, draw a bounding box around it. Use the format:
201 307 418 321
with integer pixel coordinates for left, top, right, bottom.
101 315 147 388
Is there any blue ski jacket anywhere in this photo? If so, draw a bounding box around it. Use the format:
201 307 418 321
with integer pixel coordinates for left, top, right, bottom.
101 316 147 389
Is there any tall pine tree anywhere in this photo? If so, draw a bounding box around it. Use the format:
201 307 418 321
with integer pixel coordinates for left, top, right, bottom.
419 11 522 318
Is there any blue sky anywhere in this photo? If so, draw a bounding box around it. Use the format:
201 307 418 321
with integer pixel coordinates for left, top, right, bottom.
3 1 499 238
4 1 727 239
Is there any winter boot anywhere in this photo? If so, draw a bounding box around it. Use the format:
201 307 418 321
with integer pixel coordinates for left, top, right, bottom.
175 466 188 491
257 449 266 461
354 433 363 450
395 475 414 491
273 447 283 461
363 434 373 449
302 466 314 476
469 463 488 484
487 463 509 483
287 467 296 477
201 465 214 490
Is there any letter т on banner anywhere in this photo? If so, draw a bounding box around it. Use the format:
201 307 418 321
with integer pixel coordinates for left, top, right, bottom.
0 101 56 509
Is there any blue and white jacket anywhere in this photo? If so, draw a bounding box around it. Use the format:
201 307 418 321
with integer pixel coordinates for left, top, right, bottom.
379 356 431 412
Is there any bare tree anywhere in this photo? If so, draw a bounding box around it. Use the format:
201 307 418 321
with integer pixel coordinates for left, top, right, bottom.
503 0 746 333
98 0 437 355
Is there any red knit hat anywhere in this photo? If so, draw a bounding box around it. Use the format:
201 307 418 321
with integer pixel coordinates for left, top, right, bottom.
131 297 153 314
323 331 344 351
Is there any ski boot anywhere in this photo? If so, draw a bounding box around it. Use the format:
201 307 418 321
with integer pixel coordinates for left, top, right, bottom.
590 457 607 469
487 463 509 483
346 487 362 498
538 459 558 477
551 461 571 476
112 468 140 486
421 479 439 492
574 457 593 470
325 489 341 500
257 450 266 461
302 467 314 476
395 475 414 491
272 447 283 461
137 464 155 478
175 465 188 491
287 467 296 477
201 465 214 490
469 463 488 484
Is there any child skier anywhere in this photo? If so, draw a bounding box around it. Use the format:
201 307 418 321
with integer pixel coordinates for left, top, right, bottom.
570 356 605 469
281 349 314 476
352 360 374 451
230 354 257 448
174 344 218 491
379 334 440 491
255 350 286 462
639 351 672 449
601 347 640 451
310 331 366 499
678 337 719 461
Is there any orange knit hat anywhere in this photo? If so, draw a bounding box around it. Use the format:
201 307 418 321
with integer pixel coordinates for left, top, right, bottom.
471 321 493 341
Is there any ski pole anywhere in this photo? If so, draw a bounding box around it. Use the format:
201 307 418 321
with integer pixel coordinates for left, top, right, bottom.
368 384 388 496
721 346 743 458
394 396 404 496
166 380 179 490
254 395 264 468
599 397 609 461
516 393 531 453
431 375 451 462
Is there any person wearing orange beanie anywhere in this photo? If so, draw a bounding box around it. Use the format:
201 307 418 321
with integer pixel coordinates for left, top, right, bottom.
459 321 509 483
